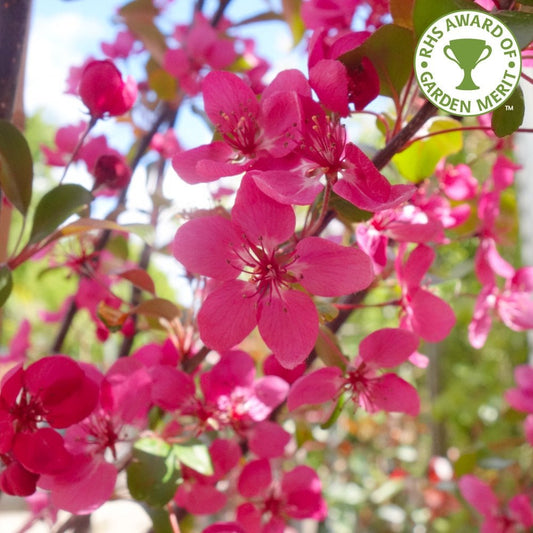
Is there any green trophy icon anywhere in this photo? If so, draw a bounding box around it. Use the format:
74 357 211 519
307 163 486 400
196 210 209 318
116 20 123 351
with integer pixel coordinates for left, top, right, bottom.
443 39 492 90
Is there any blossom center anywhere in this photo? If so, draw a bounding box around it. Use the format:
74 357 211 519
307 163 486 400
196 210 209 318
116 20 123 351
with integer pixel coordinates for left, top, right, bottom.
300 115 346 177
218 109 260 156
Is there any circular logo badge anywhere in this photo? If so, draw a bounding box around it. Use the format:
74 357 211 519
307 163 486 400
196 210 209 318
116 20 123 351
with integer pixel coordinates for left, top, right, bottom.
414 10 521 116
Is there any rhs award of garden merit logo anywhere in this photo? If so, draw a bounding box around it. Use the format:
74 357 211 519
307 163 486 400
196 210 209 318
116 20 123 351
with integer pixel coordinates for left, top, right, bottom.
415 10 521 116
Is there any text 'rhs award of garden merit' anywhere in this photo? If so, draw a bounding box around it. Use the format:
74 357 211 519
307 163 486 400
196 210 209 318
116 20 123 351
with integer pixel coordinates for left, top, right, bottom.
415 10 521 116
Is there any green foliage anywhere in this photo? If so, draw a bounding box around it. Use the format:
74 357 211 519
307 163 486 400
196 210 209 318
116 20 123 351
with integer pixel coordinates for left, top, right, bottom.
0 265 13 308
173 440 214 476
339 25 415 100
0 119 33 215
413 0 478 37
28 184 93 245
392 118 463 182
491 86 525 138
127 437 182 507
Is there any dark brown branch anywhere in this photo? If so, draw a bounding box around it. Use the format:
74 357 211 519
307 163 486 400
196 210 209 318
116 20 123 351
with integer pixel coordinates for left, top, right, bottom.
372 100 438 171
0 0 32 121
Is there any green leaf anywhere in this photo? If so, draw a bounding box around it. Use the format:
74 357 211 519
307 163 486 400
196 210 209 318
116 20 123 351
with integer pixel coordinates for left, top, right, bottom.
0 119 33 215
0 265 13 308
339 25 416 100
28 184 93 245
494 11 533 50
392 117 463 182
329 191 373 224
127 437 181 507
145 507 174 533
491 86 524 138
413 0 478 37
516 0 533 5
173 440 213 476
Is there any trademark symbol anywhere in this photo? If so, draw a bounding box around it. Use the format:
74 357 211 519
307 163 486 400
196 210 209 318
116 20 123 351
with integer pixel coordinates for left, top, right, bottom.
505 105 514 111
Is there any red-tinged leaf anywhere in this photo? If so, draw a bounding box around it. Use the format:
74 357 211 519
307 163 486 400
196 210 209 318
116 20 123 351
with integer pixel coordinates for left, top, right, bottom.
315 326 348 370
339 25 416 100
0 119 33 215
390 0 415 29
133 297 181 322
492 87 525 138
28 184 93 245
117 268 156 295
0 265 13 308
119 0 166 65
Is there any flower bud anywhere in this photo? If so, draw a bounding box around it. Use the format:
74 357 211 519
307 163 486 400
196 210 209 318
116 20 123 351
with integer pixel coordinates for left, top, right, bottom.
78 59 137 118
93 154 131 191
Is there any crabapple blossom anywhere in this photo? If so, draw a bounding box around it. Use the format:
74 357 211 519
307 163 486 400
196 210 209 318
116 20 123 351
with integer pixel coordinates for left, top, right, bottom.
235 459 327 532
173 176 373 367
458 474 533 533
78 59 137 118
288 328 420 416
395 244 456 343
0 356 99 496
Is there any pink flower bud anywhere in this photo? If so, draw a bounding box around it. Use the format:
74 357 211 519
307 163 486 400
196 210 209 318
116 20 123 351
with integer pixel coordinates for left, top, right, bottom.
93 154 131 190
78 60 137 118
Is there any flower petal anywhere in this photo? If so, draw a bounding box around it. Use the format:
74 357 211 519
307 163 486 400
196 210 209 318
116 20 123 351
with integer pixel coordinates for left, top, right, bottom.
294 237 373 296
237 459 272 499
198 280 257 352
232 175 295 248
458 474 499 517
248 420 291 458
287 367 343 411
257 290 319 369
365 374 420 416
359 328 419 368
173 216 240 280
410 289 456 342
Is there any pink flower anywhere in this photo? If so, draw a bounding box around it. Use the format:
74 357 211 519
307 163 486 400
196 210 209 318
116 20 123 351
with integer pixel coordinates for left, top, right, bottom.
395 244 456 343
199 350 289 429
173 177 373 367
78 59 137 118
41 121 87 167
458 474 533 532
92 153 132 192
236 459 327 532
175 438 242 515
172 70 305 184
505 365 533 413
0 356 99 496
469 241 533 349
288 328 420 416
41 357 153 513
253 97 415 210
439 163 478 201
164 13 236 96
101 30 139 59
301 0 358 30
308 31 379 114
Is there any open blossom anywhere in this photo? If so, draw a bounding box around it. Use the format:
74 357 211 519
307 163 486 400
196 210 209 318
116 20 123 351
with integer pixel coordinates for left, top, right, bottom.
172 70 303 184
236 459 327 532
288 328 420 416
253 95 415 210
173 176 373 368
78 59 137 118
38 358 152 514
0 356 99 497
395 244 456 343
469 240 533 349
458 474 533 533
164 13 236 96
